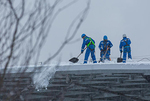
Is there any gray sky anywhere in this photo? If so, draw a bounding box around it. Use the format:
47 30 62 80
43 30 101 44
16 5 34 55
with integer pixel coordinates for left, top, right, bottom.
39 0 150 63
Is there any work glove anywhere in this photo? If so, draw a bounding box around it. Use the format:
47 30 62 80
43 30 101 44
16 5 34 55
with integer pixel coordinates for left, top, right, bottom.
101 49 104 52
120 50 123 53
81 50 84 54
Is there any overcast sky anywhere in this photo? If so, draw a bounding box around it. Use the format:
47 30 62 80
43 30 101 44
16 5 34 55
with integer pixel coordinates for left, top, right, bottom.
39 0 150 63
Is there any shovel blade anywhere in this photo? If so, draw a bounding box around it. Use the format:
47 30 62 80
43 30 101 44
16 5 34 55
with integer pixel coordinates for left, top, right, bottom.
117 57 123 63
69 57 79 63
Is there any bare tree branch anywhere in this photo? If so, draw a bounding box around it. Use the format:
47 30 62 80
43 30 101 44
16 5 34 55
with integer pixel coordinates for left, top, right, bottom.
0 0 91 100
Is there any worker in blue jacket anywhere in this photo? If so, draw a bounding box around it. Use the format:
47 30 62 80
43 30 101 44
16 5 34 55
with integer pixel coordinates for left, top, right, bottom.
99 35 113 62
119 34 132 63
81 34 97 64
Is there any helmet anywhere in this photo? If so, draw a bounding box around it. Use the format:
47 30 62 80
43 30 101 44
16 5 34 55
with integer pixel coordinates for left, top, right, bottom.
81 34 86 38
103 35 108 40
123 34 127 38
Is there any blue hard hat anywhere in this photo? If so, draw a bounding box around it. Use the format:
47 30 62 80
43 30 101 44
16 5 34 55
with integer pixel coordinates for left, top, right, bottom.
81 34 86 38
103 35 108 40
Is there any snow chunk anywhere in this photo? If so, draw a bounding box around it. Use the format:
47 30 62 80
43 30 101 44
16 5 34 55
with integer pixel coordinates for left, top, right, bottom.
32 65 57 90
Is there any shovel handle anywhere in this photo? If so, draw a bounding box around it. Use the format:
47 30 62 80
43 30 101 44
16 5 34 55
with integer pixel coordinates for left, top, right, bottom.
120 52 122 58
77 53 82 58
77 47 87 58
103 47 109 58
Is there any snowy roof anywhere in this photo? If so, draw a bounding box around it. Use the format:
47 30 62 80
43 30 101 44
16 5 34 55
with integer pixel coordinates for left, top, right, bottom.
1 62 150 100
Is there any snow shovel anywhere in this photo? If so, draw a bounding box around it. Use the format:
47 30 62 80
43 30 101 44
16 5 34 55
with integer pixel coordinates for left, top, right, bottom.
69 47 87 63
99 47 109 63
117 52 123 63
102 47 109 63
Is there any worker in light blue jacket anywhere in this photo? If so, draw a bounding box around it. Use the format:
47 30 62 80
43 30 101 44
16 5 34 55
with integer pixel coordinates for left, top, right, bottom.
99 35 113 62
81 34 97 64
119 34 132 63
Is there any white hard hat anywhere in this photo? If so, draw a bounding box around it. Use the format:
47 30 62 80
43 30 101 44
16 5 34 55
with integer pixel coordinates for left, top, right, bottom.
123 34 127 38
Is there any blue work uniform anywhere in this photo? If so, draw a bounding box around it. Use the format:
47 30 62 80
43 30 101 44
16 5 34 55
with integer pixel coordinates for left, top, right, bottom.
81 36 97 64
119 37 132 63
99 40 113 61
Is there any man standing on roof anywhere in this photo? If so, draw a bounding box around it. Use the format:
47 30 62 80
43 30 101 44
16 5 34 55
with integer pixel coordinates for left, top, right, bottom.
119 34 132 63
81 34 97 64
99 35 113 62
